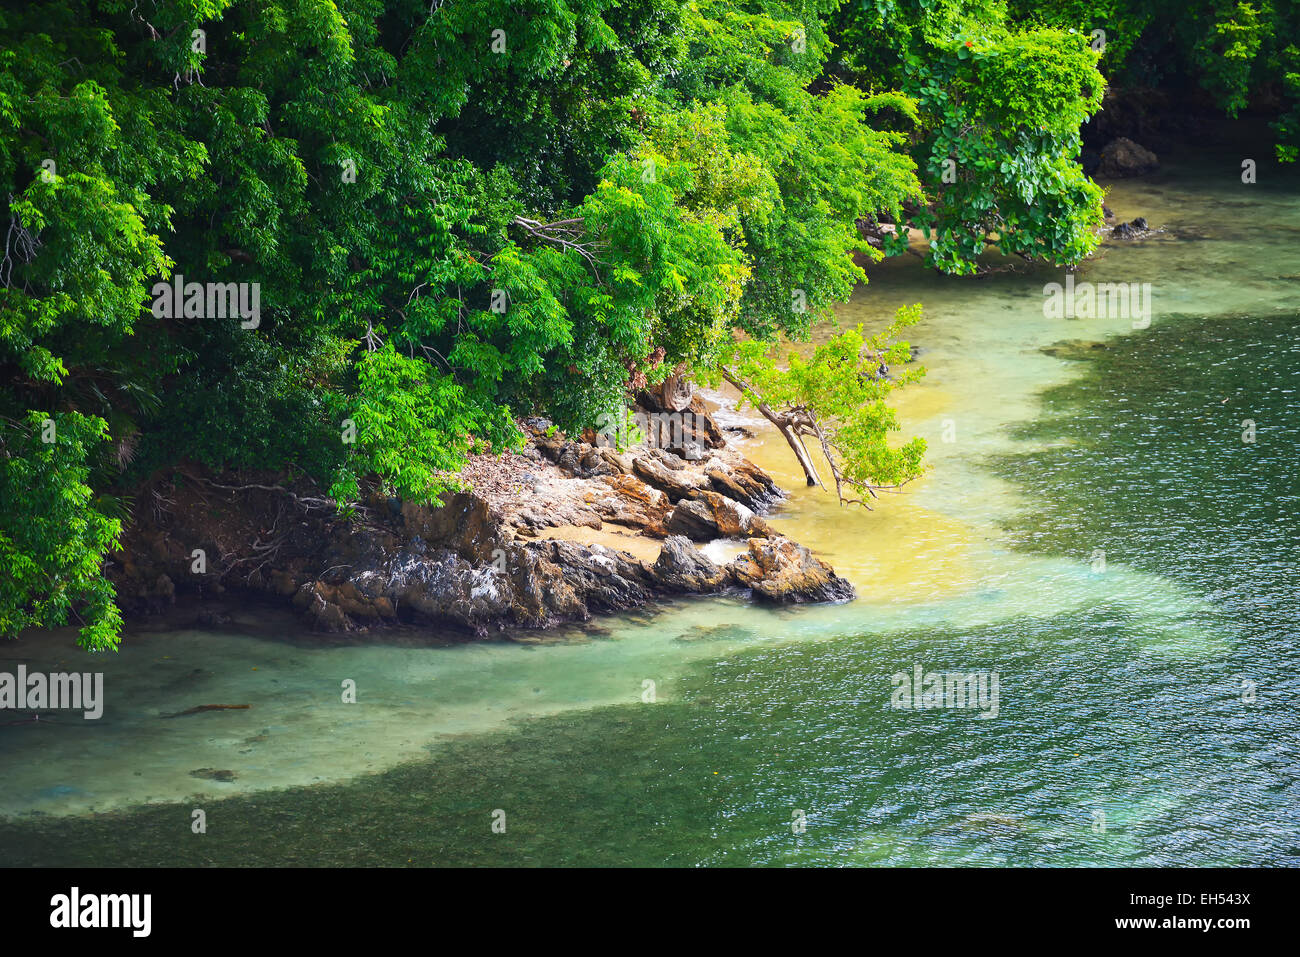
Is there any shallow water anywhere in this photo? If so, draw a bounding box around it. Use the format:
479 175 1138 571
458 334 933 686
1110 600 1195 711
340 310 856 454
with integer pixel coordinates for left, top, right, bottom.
2 133 1298 866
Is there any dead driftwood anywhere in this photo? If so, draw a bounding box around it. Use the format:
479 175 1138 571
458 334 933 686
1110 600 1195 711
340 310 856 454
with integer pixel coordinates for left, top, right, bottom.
160 704 251 719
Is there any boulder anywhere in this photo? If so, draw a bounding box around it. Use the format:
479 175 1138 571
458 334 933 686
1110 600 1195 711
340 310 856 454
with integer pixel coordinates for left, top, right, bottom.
705 461 782 511
1111 217 1154 240
530 539 655 611
727 536 855 603
651 536 731 592
632 454 707 502
1098 138 1159 178
589 473 671 530
400 493 500 563
665 498 720 540
666 489 773 541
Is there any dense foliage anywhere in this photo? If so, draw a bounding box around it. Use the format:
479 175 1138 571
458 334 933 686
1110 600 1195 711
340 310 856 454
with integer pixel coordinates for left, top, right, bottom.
1008 0 1300 162
716 303 928 504
2 0 1294 647
830 0 1106 273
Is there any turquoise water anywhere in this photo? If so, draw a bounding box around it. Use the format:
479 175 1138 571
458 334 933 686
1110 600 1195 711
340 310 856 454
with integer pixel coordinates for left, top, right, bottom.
1 136 1298 866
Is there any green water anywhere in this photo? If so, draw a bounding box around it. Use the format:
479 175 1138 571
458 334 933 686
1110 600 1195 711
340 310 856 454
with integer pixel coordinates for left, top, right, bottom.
2 136 1298 866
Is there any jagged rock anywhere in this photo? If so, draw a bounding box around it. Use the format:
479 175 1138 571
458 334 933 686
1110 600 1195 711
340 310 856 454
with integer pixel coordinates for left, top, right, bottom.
106 412 852 636
633 394 727 458
665 498 719 540
651 536 731 592
856 217 900 249
533 428 565 462
705 460 782 511
1099 137 1159 178
637 374 694 414
588 474 670 530
667 489 772 541
728 537 855 603
1111 216 1155 240
293 582 354 632
400 493 500 562
506 547 587 626
557 444 582 475
540 438 625 479
651 448 686 470
597 447 631 474
531 540 654 611
688 396 727 449
632 454 707 502
377 543 525 631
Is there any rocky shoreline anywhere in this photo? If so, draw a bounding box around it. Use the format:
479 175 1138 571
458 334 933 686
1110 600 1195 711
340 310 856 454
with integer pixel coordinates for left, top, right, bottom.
108 401 854 638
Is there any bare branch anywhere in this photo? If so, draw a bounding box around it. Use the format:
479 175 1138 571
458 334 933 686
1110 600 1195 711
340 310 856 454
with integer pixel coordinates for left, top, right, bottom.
510 215 605 281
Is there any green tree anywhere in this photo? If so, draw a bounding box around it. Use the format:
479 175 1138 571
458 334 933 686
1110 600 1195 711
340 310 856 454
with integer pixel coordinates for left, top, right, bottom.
715 305 928 505
0 0 936 646
831 0 1107 274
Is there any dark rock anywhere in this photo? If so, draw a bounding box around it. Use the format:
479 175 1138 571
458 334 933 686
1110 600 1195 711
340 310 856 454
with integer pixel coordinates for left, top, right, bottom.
1111 218 1156 240
534 432 565 463
665 498 719 541
531 540 654 611
1098 137 1159 178
293 582 355 632
688 396 727 449
190 768 237 782
400 493 501 563
557 444 581 475
651 536 731 592
195 609 233 628
675 623 753 643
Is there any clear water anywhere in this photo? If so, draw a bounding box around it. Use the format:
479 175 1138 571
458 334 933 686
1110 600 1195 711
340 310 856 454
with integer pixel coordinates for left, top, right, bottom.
2 135 1298 866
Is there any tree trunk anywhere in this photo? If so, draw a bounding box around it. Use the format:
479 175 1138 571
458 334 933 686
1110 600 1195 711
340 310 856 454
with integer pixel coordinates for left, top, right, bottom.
658 370 693 412
721 367 822 487
777 421 822 487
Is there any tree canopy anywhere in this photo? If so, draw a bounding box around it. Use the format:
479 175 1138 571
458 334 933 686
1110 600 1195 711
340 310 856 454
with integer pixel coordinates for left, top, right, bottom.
2 0 1295 647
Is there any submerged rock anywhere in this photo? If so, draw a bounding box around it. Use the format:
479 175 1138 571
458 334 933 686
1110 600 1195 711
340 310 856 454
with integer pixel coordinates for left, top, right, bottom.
675 623 754 643
189 768 237 782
